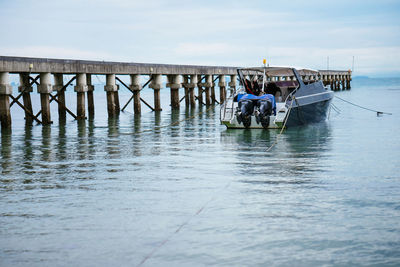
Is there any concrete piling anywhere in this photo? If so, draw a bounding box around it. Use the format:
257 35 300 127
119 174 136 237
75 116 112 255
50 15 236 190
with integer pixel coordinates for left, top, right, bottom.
19 73 33 124
188 75 197 107
341 76 346 91
330 76 335 91
87 74 95 118
167 75 181 110
114 90 120 114
210 75 216 104
38 72 52 124
75 73 88 119
53 73 65 120
183 75 190 107
149 74 162 111
201 75 213 106
218 75 226 104
0 72 12 128
130 74 142 114
105 74 119 116
346 77 351 90
197 76 203 105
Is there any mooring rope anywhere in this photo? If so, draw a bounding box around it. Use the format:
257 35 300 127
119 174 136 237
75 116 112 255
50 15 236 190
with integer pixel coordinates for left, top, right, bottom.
266 97 295 152
135 103 231 267
330 102 341 114
328 102 341 120
137 181 231 266
334 95 392 115
104 104 222 266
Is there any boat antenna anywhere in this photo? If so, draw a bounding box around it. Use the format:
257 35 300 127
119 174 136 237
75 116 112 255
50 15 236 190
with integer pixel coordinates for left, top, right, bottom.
262 58 266 93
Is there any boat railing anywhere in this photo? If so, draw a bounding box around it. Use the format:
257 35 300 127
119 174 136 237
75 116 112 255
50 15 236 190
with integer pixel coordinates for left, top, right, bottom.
220 94 236 121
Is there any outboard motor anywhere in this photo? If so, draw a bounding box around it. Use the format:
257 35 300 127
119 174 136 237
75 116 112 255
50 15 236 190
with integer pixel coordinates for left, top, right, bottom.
236 99 254 128
255 99 273 129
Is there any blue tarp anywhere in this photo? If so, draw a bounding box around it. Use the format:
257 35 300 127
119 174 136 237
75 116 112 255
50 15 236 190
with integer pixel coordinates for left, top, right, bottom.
237 94 276 114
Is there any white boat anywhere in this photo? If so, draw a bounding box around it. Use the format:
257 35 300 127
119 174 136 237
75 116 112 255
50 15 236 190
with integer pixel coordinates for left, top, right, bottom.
220 67 334 129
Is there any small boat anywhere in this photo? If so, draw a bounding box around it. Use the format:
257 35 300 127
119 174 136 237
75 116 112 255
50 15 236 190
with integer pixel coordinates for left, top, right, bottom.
220 67 334 129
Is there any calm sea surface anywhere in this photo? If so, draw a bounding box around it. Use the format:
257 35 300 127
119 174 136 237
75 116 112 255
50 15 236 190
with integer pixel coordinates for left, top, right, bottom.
1 78 400 266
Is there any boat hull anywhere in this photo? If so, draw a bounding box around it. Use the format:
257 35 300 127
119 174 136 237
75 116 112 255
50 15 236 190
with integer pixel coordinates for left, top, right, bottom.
285 90 334 127
286 97 332 127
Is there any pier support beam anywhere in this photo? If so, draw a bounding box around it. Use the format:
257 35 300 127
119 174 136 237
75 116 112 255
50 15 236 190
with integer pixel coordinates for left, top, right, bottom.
104 74 119 116
149 74 162 111
167 75 181 110
0 72 12 128
53 73 66 120
75 73 88 120
130 74 142 114
330 76 335 91
19 73 33 124
211 76 216 104
346 76 351 90
38 72 53 124
341 76 345 91
87 74 95 118
335 76 340 90
188 75 197 107
205 75 212 105
335 75 340 91
218 75 226 104
228 74 237 97
200 75 213 106
182 75 190 107
114 88 120 114
197 76 203 105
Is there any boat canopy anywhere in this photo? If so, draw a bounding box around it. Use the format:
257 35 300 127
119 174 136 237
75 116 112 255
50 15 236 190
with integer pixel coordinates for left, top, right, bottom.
238 67 320 77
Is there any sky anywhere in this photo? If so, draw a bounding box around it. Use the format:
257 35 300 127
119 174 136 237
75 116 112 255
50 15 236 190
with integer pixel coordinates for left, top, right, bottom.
0 0 399 77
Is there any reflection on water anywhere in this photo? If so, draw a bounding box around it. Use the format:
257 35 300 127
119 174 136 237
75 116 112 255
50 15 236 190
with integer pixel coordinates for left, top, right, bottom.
22 125 34 174
285 123 332 153
154 111 161 127
41 125 52 163
220 123 332 187
57 121 67 161
106 117 121 159
1 84 400 266
1 128 12 174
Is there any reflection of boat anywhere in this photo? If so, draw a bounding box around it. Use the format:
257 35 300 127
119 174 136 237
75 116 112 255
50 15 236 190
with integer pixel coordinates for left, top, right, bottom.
220 67 334 129
219 122 332 178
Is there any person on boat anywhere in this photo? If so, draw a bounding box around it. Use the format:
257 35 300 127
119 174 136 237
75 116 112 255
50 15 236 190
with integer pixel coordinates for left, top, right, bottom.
244 78 262 96
252 80 262 96
265 82 281 97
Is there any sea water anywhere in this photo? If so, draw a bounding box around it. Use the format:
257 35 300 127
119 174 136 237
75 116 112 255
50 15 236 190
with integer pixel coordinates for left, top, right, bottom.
1 77 400 266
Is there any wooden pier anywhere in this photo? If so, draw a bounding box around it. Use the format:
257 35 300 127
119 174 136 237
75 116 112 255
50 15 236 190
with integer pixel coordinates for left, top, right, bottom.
0 56 351 128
